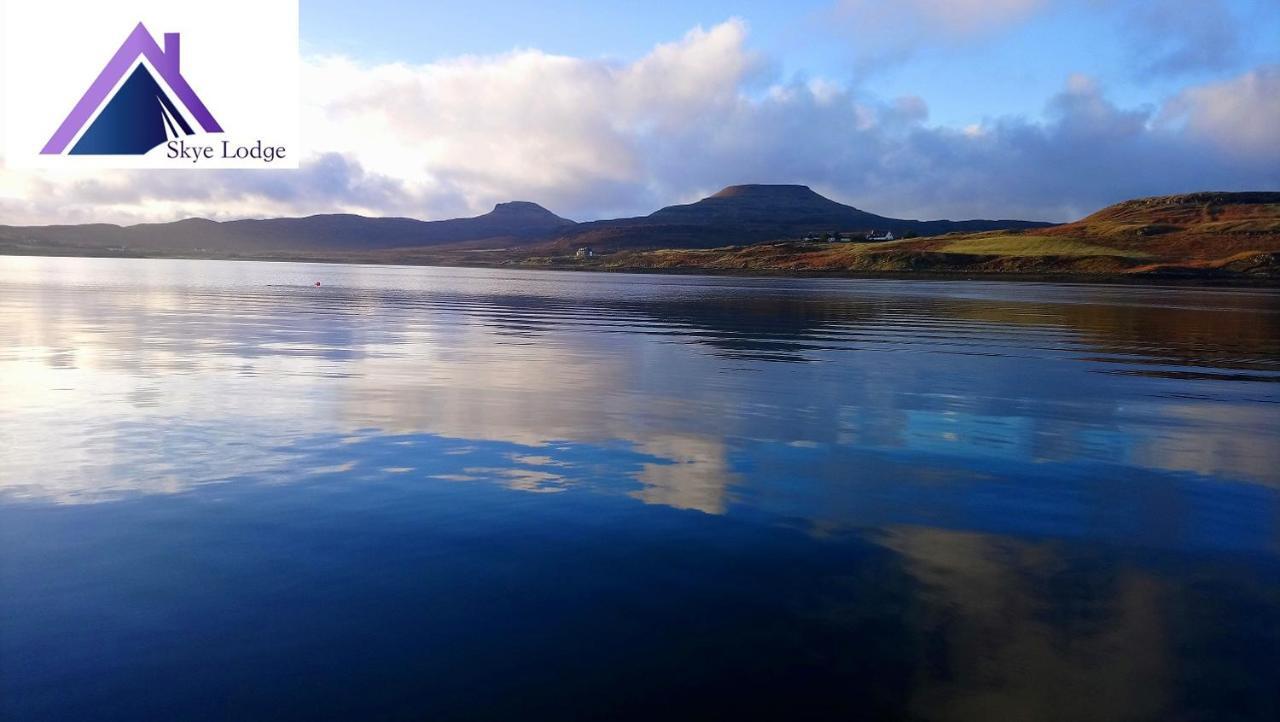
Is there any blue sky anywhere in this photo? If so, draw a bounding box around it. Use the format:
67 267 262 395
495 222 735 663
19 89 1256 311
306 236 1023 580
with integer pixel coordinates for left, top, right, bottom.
300 0 1280 127
2 0 1278 224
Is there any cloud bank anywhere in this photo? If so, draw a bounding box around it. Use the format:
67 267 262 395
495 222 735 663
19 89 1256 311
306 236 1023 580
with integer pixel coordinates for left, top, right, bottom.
0 18 1277 226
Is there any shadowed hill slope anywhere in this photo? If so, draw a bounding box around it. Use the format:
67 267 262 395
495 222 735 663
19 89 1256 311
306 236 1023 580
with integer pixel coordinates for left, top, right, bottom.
0 202 577 253
550 185 1050 251
9 189 1273 280
0 185 1048 255
575 192 1280 278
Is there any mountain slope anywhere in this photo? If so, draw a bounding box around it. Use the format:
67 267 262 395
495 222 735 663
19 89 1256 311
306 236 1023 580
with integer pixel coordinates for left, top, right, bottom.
0 202 576 253
1038 192 1280 261
0 185 1048 257
578 192 1280 278
550 184 1049 251
4 189 1275 278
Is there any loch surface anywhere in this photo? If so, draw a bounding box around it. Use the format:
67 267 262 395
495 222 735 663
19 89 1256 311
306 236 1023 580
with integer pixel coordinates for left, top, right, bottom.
2 256 1279 721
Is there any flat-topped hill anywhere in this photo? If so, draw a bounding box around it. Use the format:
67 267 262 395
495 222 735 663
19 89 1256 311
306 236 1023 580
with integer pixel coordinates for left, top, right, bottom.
578 192 1280 279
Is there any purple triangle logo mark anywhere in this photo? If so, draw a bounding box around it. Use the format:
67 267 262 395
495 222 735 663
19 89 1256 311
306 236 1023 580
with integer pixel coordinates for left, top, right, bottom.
42 22 222 156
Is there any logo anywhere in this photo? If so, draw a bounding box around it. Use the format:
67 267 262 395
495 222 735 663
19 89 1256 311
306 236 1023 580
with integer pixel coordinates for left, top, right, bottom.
2 0 300 169
42 23 222 156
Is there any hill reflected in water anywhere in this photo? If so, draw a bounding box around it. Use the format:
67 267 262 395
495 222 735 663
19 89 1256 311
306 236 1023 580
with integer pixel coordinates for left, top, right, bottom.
2 257 1278 721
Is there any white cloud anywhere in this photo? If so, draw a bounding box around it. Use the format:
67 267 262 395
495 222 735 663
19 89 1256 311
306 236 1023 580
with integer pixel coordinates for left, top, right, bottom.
1161 65 1280 157
0 19 1276 227
301 19 762 220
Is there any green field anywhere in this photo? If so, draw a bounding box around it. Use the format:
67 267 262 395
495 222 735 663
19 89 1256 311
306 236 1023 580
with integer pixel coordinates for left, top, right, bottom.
940 235 1145 258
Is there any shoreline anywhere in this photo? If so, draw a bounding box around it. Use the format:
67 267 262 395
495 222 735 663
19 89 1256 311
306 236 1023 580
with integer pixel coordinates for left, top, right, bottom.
4 247 1278 288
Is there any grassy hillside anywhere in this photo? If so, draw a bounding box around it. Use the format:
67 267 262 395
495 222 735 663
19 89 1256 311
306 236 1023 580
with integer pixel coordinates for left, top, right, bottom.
561 192 1280 279
4 190 1276 281
936 235 1146 258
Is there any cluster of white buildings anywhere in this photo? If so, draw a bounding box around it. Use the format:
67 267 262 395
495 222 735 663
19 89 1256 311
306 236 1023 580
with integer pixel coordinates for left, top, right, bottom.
801 231 896 243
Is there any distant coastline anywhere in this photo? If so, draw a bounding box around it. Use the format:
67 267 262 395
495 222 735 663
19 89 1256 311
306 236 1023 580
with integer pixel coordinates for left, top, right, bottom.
5 246 1277 287
3 188 1277 282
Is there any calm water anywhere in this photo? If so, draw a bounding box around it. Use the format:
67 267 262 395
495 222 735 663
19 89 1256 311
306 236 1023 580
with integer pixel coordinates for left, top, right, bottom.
2 256 1279 721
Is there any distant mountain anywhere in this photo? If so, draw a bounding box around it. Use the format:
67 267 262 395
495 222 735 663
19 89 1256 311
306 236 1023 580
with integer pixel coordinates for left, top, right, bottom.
0 201 576 253
654 184 875 225
6 188 1271 278
583 191 1280 278
549 185 1050 251
0 184 1048 256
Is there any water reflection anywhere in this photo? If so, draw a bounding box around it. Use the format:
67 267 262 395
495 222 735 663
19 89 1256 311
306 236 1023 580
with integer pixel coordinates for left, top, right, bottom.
2 256 1279 720
3 257 1277 504
884 526 1280 721
885 527 1173 722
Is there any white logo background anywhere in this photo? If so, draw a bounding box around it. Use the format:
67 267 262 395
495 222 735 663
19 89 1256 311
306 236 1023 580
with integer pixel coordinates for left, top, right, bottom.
1 0 299 169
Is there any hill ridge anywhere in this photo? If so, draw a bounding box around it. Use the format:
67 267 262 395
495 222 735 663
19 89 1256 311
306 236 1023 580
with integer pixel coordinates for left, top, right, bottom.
0 185 1050 254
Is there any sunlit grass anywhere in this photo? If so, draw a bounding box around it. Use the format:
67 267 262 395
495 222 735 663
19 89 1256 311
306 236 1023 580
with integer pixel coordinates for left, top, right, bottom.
940 235 1147 258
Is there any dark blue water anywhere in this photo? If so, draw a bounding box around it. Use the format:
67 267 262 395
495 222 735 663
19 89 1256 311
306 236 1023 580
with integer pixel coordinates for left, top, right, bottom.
2 256 1278 721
